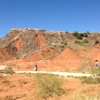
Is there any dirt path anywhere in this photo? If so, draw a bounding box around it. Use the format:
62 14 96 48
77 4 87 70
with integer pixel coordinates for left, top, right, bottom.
15 70 92 77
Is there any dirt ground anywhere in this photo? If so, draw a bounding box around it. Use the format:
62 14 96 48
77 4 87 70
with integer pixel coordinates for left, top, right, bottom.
0 73 100 100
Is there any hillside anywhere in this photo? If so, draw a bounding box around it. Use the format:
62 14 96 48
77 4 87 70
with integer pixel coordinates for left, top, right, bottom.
0 28 100 71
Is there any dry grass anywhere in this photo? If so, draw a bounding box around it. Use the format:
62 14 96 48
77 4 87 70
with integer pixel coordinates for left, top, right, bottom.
0 74 100 100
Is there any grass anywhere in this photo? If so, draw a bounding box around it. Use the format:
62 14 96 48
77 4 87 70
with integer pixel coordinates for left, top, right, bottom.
72 65 100 84
1 73 100 100
71 93 100 100
35 73 64 99
0 75 10 84
81 76 100 84
67 84 100 100
74 40 89 47
0 78 10 84
71 65 100 75
4 67 15 74
72 85 100 100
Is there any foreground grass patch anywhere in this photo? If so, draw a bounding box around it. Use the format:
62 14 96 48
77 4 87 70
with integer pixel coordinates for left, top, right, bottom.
35 73 64 99
4 67 15 74
81 76 100 84
0 78 10 84
0 75 10 84
71 93 100 100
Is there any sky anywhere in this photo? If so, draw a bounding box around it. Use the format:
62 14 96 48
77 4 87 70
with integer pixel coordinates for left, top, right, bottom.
0 0 100 38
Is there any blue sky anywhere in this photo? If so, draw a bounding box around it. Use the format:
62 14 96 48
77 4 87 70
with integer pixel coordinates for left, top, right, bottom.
0 0 100 38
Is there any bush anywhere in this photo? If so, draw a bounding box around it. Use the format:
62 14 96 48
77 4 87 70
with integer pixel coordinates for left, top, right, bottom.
64 42 67 46
60 45 65 51
50 34 54 37
83 40 89 43
90 66 100 76
60 42 67 46
80 33 84 37
4 67 15 74
35 74 63 99
75 40 89 45
73 32 88 39
76 34 83 39
81 67 100 84
75 40 81 44
83 33 88 37
81 76 100 84
95 40 99 44
73 31 78 36
81 76 94 84
60 42 67 51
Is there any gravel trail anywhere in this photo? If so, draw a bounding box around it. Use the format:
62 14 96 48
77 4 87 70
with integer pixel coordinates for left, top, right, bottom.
15 70 92 77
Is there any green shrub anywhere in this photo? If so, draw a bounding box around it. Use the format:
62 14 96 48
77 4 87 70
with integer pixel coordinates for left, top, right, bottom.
75 40 89 45
83 40 89 43
61 45 64 48
81 76 100 84
83 33 88 37
60 45 65 51
64 42 67 46
95 40 99 44
50 34 54 37
80 33 84 37
75 40 81 44
81 67 100 84
73 32 88 39
81 76 94 84
73 31 78 36
35 74 63 99
90 66 100 76
76 34 83 39
60 42 67 45
60 42 67 51
4 67 15 74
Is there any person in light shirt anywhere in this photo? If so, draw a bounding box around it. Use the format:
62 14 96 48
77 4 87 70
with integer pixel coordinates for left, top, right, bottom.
95 60 100 67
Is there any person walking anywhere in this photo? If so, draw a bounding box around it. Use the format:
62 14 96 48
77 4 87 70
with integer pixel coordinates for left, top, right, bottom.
34 64 38 71
95 60 100 67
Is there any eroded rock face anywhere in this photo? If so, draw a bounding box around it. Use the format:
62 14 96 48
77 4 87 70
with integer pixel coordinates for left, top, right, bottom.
0 28 100 70
34 33 45 47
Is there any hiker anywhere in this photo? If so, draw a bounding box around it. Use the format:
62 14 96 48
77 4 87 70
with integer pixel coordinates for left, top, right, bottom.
95 60 100 67
34 64 38 71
